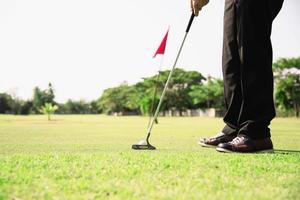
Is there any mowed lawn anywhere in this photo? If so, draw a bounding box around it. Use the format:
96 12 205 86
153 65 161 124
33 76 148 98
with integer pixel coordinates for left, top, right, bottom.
0 115 299 200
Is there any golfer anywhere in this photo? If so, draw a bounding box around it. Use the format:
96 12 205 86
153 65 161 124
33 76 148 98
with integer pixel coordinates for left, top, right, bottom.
193 0 284 153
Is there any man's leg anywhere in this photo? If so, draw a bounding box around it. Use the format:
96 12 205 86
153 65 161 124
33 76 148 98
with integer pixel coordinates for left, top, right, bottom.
222 0 241 135
198 0 239 148
235 0 284 139
217 0 284 153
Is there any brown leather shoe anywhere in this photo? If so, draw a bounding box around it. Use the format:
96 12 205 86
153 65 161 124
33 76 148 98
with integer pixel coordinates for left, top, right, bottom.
216 135 274 153
198 132 237 148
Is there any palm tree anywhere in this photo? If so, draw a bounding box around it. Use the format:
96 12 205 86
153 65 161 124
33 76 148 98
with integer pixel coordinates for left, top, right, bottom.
40 103 58 121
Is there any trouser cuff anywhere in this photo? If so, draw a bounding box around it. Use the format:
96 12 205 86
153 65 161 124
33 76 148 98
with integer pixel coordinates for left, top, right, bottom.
222 125 238 135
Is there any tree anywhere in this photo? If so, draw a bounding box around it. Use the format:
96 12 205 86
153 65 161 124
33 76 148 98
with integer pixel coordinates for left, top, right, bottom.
10 99 33 115
56 100 101 114
40 103 58 120
134 76 162 115
67 100 89 114
0 93 33 115
273 57 300 117
162 69 206 115
0 93 13 114
135 68 206 116
97 83 139 114
189 77 224 109
32 83 56 113
18 100 33 115
90 100 101 114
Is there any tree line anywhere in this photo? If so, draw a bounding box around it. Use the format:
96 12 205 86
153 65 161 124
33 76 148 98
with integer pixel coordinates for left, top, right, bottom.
98 68 224 116
0 83 99 115
0 57 299 117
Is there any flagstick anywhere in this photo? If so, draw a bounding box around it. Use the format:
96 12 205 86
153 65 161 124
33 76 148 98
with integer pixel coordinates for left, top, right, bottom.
147 55 165 128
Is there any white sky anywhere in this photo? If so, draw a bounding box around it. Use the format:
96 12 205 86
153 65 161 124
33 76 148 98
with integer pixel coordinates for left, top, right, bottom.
0 0 299 103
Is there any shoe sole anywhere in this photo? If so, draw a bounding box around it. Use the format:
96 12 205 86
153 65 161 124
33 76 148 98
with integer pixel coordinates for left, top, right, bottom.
198 141 217 148
216 147 274 153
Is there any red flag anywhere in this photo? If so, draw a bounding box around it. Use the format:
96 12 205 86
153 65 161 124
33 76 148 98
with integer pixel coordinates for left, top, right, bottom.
153 29 169 58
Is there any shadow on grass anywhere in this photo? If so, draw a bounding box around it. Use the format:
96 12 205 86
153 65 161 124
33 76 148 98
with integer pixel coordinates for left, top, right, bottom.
274 149 300 155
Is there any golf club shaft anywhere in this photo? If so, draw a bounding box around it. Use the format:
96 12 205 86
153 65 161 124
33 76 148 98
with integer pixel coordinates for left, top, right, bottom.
146 13 195 142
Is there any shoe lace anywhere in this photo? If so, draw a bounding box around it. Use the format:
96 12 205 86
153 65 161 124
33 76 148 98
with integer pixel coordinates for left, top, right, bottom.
229 136 245 145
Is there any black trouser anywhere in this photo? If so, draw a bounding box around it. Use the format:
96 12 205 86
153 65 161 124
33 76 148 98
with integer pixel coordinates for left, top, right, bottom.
222 0 284 139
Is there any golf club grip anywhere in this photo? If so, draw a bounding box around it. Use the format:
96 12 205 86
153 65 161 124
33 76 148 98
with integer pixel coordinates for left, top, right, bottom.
186 13 195 33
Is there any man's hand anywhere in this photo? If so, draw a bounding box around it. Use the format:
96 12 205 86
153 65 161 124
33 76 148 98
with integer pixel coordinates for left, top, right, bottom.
191 0 209 16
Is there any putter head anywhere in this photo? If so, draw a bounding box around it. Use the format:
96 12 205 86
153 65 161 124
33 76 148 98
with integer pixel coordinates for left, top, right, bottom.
132 139 156 150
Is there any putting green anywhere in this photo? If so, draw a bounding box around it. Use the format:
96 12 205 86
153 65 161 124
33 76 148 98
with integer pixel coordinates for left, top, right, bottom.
0 115 299 199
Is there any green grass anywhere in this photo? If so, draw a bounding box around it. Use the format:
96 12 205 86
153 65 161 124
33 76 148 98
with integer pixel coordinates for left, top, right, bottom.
0 115 299 200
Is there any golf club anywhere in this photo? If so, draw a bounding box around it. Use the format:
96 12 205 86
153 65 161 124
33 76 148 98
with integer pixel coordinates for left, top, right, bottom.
132 13 195 150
